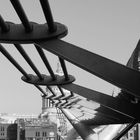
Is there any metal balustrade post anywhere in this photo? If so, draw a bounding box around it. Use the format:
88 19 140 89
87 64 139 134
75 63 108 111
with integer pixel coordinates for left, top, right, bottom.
59 57 69 80
39 0 56 32
14 44 43 80
35 45 56 80
34 85 47 96
52 86 65 100
47 86 56 97
60 91 74 100
0 44 30 80
10 0 32 32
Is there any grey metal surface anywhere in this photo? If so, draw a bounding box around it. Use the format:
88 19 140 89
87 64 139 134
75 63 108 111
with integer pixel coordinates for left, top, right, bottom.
37 39 140 98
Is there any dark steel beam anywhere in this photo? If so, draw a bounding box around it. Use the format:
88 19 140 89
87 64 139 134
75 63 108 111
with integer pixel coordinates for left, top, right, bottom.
59 57 69 80
63 98 82 108
46 86 56 99
69 100 133 124
47 86 56 96
58 86 65 96
80 114 132 125
34 85 47 96
52 94 64 100
10 0 32 32
68 102 132 125
61 83 139 119
51 86 65 100
54 100 62 107
36 39 140 98
0 44 30 80
46 94 55 99
0 15 9 32
35 45 56 80
113 120 137 140
14 44 43 80
96 106 132 123
39 0 56 32
60 91 74 100
80 110 120 122
58 100 68 107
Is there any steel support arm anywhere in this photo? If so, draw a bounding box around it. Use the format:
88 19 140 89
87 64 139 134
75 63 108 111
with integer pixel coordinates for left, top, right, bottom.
61 109 96 140
36 39 140 98
61 83 138 119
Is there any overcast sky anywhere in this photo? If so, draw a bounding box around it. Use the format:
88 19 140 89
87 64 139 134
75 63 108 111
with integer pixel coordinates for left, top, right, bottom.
0 0 140 114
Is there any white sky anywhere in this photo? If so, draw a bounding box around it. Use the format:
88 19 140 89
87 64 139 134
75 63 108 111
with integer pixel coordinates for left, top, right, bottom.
0 0 140 114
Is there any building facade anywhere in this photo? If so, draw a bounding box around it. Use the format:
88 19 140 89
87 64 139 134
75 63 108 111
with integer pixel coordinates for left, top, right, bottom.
16 118 57 140
25 125 56 140
0 124 9 140
0 123 17 140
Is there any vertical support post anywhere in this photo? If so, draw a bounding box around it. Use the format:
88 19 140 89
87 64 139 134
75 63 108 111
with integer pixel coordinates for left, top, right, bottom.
59 57 69 80
10 0 32 32
61 109 96 140
35 45 56 80
42 94 46 113
39 0 56 32
14 44 43 80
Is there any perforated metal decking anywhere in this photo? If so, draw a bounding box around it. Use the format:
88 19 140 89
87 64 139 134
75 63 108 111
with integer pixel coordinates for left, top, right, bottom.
0 0 140 140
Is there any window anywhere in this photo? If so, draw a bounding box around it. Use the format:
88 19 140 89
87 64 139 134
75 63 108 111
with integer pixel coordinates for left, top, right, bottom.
42 132 47 137
0 133 4 136
44 132 47 137
130 133 133 137
36 132 40 137
0 127 4 132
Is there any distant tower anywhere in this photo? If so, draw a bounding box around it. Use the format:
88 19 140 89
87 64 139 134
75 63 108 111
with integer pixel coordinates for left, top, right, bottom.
41 61 64 116
42 94 50 114
42 94 46 113
56 62 63 76
40 61 68 136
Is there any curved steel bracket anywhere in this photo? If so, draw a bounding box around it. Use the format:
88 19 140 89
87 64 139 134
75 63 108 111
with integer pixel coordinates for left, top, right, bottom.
0 22 67 44
21 74 75 86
